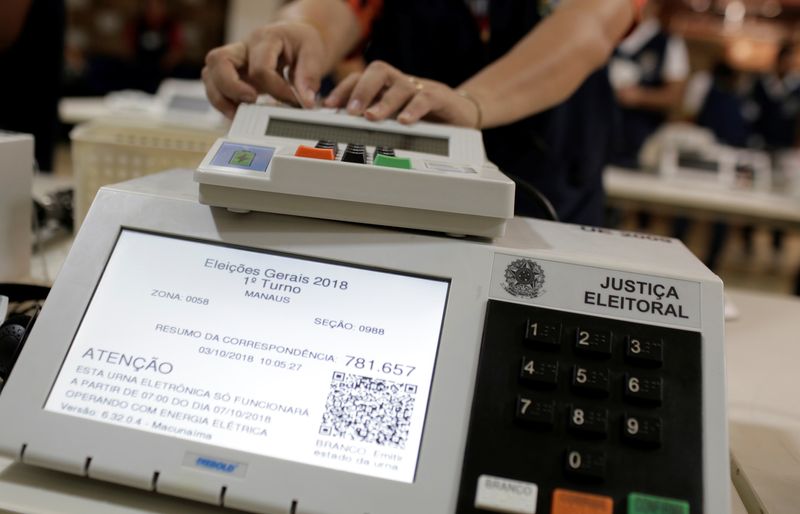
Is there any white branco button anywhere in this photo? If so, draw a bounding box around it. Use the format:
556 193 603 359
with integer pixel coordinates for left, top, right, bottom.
474 474 538 513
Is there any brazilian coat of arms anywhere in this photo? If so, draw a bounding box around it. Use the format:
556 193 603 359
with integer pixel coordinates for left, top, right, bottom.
502 259 545 298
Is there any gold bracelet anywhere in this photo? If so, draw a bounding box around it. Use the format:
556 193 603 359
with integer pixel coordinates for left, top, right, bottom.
457 89 483 130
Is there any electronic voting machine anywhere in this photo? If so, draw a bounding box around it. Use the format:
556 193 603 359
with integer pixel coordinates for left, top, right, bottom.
0 106 729 514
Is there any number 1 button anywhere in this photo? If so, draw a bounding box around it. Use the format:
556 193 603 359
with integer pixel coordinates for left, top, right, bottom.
525 318 562 348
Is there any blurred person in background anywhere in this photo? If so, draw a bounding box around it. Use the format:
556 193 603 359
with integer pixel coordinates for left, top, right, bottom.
610 0 688 170
126 0 186 94
607 0 687 231
737 42 800 268
676 60 751 270
745 42 800 293
0 0 65 171
747 42 800 151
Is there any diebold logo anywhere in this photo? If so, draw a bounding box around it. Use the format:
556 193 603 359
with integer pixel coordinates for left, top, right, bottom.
195 456 238 473
502 259 545 298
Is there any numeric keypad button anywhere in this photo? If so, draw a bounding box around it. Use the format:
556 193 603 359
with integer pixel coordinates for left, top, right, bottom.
624 373 662 406
519 356 558 388
625 336 663 367
571 366 610 397
574 328 612 357
564 447 606 482
342 143 367 164
622 413 662 448
566 405 608 438
514 395 555 428
525 318 562 349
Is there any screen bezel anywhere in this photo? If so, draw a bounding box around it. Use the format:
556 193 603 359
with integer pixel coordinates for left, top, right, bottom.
43 227 451 484
0 174 492 513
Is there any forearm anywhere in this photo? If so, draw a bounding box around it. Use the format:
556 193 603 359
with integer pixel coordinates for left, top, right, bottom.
459 0 634 128
278 0 361 74
625 81 686 112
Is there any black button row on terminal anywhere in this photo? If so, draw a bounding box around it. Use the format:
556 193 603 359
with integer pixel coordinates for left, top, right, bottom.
520 359 663 406
515 397 663 447
314 141 398 165
341 143 367 164
525 318 663 366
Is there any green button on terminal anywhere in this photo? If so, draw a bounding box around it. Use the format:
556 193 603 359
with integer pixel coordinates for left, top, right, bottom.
373 154 412 169
628 493 689 514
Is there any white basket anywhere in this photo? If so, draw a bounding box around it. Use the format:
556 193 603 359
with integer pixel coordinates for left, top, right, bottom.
70 118 223 226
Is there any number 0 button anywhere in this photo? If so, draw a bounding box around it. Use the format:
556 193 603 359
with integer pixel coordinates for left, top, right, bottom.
564 447 606 481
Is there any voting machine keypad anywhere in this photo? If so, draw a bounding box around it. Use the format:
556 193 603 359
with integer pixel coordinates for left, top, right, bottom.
294 140 413 169
458 300 701 514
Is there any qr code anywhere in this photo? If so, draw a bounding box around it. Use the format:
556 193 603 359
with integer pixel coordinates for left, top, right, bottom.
319 371 418 448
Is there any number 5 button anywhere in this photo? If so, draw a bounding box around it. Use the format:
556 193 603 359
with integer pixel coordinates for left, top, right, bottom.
571 366 610 397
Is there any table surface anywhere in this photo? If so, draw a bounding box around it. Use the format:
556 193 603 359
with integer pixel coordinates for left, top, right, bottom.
58 97 109 125
604 166 800 228
724 288 800 514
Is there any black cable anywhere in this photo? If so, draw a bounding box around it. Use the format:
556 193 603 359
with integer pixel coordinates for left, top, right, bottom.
501 170 560 222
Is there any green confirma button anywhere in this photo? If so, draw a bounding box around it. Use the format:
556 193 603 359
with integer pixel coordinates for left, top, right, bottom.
373 154 412 169
628 493 689 514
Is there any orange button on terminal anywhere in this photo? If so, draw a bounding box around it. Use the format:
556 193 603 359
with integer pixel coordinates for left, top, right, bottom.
295 145 335 160
551 488 613 514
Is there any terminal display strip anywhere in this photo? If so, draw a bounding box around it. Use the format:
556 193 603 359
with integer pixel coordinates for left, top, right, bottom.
195 105 515 238
458 301 702 514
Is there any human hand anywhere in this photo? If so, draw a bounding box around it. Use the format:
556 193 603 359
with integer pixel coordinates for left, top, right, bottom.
323 60 482 128
202 22 324 118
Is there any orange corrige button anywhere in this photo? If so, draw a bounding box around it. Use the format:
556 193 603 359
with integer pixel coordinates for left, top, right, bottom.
294 145 335 160
551 488 613 514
